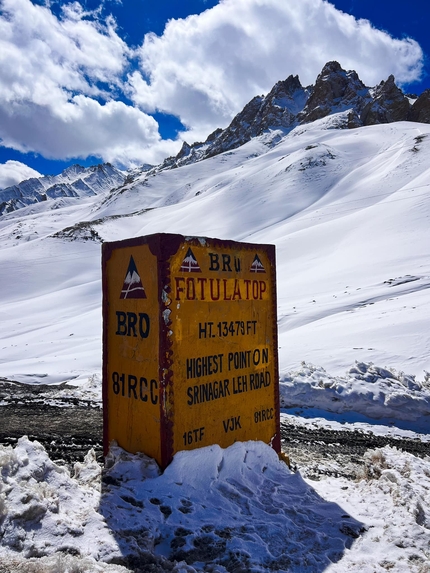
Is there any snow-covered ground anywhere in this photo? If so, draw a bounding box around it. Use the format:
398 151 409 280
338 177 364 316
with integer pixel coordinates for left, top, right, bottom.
0 437 429 572
1 116 430 570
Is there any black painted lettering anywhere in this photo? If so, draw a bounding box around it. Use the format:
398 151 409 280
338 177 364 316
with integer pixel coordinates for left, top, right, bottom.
233 375 248 393
128 374 138 399
253 348 261 366
222 254 232 271
111 372 160 403
228 350 252 370
139 313 150 338
223 415 241 432
112 372 120 394
183 427 205 445
115 311 149 339
140 377 148 401
209 253 220 271
185 353 223 378
186 358 193 379
187 386 194 406
187 379 230 405
150 379 158 404
127 312 137 337
254 407 274 423
115 311 127 335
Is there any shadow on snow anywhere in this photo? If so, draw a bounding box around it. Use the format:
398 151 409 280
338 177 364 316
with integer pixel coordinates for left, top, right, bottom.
99 441 365 572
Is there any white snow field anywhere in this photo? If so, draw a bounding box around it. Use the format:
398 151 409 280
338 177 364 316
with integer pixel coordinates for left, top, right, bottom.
1 115 430 570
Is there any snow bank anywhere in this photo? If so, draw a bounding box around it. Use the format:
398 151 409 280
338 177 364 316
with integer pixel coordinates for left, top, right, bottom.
0 438 364 571
0 438 120 562
280 362 430 433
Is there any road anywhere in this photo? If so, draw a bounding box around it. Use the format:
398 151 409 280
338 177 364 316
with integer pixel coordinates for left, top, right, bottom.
1 379 429 474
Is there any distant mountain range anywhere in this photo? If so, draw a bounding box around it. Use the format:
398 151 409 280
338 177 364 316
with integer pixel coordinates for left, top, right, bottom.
0 163 125 216
1 61 430 216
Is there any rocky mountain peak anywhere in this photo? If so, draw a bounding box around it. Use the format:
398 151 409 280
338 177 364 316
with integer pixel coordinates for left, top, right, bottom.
361 75 410 125
265 74 309 115
160 61 430 172
61 164 87 178
299 60 368 123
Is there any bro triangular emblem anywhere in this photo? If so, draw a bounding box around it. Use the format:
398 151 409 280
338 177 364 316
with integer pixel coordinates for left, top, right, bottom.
250 254 265 273
120 256 146 299
180 248 201 272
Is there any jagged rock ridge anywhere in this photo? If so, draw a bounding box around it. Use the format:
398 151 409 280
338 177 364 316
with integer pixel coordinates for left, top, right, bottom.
162 61 430 169
0 163 125 216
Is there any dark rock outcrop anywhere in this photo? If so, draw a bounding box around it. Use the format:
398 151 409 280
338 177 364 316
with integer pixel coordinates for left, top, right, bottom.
204 75 310 159
408 90 430 123
361 75 410 125
298 61 370 124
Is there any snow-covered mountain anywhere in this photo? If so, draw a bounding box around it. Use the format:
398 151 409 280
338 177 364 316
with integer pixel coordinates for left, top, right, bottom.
0 61 429 385
0 163 125 216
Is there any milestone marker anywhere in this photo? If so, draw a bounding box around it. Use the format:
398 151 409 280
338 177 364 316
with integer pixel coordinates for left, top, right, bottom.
102 233 280 469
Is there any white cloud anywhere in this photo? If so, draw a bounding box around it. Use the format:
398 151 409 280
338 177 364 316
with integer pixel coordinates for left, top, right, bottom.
0 0 179 167
129 0 423 135
0 96 179 167
0 160 41 189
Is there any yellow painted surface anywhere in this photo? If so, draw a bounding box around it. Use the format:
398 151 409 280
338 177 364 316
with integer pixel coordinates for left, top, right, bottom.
168 242 277 453
105 245 161 462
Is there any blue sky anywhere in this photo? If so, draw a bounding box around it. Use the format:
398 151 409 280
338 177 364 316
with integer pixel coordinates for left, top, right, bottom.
0 0 428 186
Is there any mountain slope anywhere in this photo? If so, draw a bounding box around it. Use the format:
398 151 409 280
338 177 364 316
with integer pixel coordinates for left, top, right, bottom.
0 114 429 385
